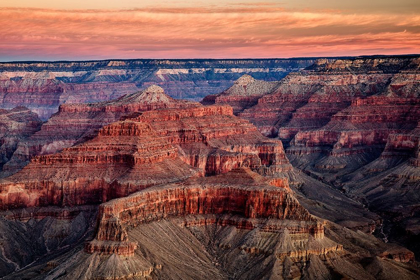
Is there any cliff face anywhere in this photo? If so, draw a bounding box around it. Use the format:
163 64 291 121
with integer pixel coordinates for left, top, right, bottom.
0 119 198 209
0 104 291 210
1 85 199 178
86 169 321 254
205 57 420 260
131 105 292 176
1 56 420 279
201 74 278 114
217 57 420 178
0 59 316 120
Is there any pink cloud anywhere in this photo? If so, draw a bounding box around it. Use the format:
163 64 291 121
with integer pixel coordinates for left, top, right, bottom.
0 7 419 60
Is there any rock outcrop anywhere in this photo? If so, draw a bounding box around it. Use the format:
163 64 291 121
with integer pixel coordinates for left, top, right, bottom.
201 74 278 114
1 85 199 178
0 103 291 210
0 59 316 120
130 105 292 176
0 107 42 177
1 56 420 280
0 119 199 209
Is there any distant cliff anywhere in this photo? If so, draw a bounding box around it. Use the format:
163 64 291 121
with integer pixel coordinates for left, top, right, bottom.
0 58 317 119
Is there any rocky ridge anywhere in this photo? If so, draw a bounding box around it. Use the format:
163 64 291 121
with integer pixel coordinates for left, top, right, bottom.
201 74 278 114
0 59 317 119
210 56 420 263
0 103 291 210
1 85 199 178
1 56 419 279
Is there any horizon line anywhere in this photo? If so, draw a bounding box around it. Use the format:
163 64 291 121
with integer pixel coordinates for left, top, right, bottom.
1 54 419 64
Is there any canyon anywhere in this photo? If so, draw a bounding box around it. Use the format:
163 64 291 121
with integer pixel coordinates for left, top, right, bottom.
0 59 316 120
0 55 419 279
202 55 420 266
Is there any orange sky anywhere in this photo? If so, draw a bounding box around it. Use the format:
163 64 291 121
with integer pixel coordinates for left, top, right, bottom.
0 1 419 61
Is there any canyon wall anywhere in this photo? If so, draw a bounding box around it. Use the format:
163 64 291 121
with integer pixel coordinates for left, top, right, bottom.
1 85 199 177
0 104 291 210
0 59 316 120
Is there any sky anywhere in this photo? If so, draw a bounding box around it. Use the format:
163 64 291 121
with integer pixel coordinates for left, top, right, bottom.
0 0 419 61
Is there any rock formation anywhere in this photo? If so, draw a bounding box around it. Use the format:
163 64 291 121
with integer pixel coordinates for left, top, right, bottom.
1 56 420 279
0 103 291 210
0 107 42 177
1 85 199 178
203 56 420 262
0 59 316 120
201 74 278 114
6 169 414 280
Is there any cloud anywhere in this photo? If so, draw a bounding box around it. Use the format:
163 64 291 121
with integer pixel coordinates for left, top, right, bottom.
0 7 419 60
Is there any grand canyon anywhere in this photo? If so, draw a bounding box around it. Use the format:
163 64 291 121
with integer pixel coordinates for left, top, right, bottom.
0 55 419 280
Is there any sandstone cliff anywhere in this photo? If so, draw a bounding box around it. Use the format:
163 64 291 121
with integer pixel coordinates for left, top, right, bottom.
0 103 291 210
1 85 199 178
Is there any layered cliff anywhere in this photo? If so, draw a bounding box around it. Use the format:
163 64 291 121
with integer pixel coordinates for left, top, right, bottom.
130 105 292 176
201 74 278 114
26 169 412 280
0 59 316 120
0 103 291 210
1 85 199 178
287 96 420 175
0 119 199 209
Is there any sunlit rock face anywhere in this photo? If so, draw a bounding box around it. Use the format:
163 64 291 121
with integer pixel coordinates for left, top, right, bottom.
0 85 200 178
0 102 291 210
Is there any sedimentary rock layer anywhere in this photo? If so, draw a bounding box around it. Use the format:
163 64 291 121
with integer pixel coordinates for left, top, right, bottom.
2 85 199 177
0 58 316 120
0 104 291 210
201 74 278 114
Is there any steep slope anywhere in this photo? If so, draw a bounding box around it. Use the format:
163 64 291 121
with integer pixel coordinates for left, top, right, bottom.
287 95 420 178
130 105 292 176
2 85 199 178
203 56 420 260
6 169 418 280
0 107 42 177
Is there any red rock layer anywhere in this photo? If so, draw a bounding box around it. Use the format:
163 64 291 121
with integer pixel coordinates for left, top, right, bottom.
232 57 420 145
0 120 198 210
2 85 199 177
201 74 278 114
0 104 291 210
86 168 322 255
130 105 291 176
289 96 420 160
378 119 420 158
239 72 391 138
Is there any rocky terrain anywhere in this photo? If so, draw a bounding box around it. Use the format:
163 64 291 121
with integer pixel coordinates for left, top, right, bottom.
201 74 278 114
0 107 42 176
0 59 317 120
0 55 419 279
0 85 199 178
202 55 420 264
